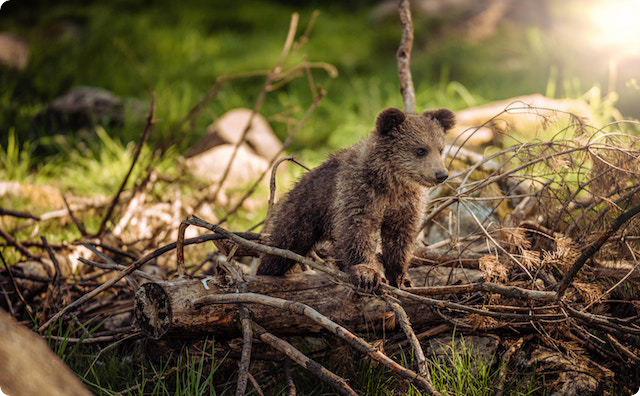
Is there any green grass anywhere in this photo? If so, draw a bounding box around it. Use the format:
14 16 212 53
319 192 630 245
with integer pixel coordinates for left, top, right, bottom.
427 335 498 396
268 332 540 395
0 129 34 181
42 317 227 395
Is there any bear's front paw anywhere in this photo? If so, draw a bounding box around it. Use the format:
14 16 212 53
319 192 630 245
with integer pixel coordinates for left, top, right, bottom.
388 272 413 289
348 264 388 292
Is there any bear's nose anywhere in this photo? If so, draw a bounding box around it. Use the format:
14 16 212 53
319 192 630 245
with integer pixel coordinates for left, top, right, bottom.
435 171 448 184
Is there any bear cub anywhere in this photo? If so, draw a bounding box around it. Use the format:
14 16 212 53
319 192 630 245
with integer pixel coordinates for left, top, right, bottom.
257 107 455 289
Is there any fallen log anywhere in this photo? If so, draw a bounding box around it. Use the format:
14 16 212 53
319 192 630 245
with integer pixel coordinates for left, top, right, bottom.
134 266 483 339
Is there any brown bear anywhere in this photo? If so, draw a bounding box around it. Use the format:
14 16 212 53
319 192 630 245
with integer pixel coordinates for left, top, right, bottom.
257 107 454 289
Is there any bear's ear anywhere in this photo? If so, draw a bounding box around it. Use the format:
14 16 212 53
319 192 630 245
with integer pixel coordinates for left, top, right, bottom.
376 108 406 135
423 108 455 130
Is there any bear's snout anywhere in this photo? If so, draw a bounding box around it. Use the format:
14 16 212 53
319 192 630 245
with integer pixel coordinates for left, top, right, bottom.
435 170 448 184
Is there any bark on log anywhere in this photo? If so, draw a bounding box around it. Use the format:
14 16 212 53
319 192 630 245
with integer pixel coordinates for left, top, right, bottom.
134 266 483 339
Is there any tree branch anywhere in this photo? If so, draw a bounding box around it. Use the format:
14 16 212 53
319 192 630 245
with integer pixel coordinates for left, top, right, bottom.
397 0 416 113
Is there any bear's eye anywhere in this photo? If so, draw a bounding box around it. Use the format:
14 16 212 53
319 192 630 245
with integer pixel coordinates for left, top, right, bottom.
416 148 428 157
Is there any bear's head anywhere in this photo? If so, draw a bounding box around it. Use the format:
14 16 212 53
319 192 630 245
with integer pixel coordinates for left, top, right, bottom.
374 107 454 187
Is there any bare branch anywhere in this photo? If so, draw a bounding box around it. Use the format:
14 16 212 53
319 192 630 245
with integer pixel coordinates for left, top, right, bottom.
251 321 357 396
397 0 416 113
556 202 640 299
384 297 438 395
196 293 436 394
96 95 155 236
0 207 40 221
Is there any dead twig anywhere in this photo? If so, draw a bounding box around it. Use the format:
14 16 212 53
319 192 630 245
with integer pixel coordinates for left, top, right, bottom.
77 257 159 282
196 293 437 395
397 0 416 113
293 10 319 51
0 251 33 315
606 333 640 363
176 220 188 278
220 254 254 396
284 358 296 396
61 193 88 236
41 236 61 284
205 13 299 208
0 227 37 260
187 215 563 321
251 321 357 396
38 231 259 332
217 89 321 226
495 337 527 396
236 307 253 396
95 95 155 237
1 283 15 315
83 333 142 377
408 282 556 301
0 207 40 221
560 301 640 334
264 156 310 230
45 333 141 344
556 202 640 299
246 368 265 396
384 297 437 394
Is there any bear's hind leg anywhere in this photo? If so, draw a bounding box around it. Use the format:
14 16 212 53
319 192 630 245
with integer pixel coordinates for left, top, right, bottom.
257 215 323 276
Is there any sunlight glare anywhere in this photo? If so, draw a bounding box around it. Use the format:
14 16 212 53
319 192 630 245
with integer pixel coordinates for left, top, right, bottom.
587 0 640 48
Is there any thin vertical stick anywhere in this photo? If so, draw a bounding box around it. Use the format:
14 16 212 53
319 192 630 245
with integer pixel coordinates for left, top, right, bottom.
236 308 253 396
397 0 416 113
206 13 299 208
384 297 435 393
96 96 155 236
0 251 33 315
176 220 188 277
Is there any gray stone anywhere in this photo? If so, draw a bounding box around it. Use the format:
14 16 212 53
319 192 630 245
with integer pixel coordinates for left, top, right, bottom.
424 200 499 245
426 334 500 373
36 86 147 130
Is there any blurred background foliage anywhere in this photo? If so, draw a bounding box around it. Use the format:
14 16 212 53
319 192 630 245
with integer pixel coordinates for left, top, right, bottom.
0 0 639 187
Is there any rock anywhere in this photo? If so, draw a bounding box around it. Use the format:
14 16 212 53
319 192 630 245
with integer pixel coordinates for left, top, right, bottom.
188 108 282 159
44 86 123 129
446 94 597 148
35 86 147 130
447 125 494 146
425 334 500 373
185 143 269 191
101 312 132 331
455 94 596 143
0 32 29 70
11 261 51 291
424 201 499 245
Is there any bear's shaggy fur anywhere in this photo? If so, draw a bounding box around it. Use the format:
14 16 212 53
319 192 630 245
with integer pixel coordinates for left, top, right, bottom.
257 107 455 288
